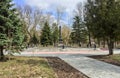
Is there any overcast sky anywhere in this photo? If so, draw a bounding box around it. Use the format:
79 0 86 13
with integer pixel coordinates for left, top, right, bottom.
13 0 87 26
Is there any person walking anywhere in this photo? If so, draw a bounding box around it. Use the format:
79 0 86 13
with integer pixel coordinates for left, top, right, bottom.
93 43 96 50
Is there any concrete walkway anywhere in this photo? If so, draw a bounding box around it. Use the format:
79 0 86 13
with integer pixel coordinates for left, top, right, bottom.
59 54 120 78
15 48 120 78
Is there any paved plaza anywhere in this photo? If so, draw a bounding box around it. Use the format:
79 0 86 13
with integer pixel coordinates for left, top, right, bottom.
15 47 120 78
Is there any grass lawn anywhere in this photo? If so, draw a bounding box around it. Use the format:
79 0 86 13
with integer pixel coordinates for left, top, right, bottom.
89 54 120 66
0 56 56 78
110 54 120 61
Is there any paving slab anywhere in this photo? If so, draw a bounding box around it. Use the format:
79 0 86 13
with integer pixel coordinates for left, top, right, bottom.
59 54 120 78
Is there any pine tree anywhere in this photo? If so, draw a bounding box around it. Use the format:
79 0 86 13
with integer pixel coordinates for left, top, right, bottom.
30 33 39 46
70 16 86 47
84 0 94 47
40 22 52 46
11 20 24 51
85 0 120 55
0 0 25 59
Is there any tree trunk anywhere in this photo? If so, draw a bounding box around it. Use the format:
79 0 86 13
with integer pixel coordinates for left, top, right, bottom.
114 41 117 49
79 42 81 47
97 38 101 47
107 40 114 55
0 46 4 60
103 39 105 48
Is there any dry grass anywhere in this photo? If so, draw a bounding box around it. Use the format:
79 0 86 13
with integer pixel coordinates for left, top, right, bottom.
0 56 56 78
109 54 120 61
92 54 120 61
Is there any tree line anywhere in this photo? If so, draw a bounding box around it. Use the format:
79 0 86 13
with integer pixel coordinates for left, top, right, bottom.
70 0 120 55
1 0 120 60
16 4 71 47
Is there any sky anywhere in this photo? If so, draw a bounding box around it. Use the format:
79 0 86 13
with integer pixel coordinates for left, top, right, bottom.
13 0 87 26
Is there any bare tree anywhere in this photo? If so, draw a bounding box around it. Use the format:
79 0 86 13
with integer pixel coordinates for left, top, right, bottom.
56 6 65 26
16 5 43 45
72 2 83 23
61 25 71 45
33 8 42 29
21 5 33 39
31 8 43 37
